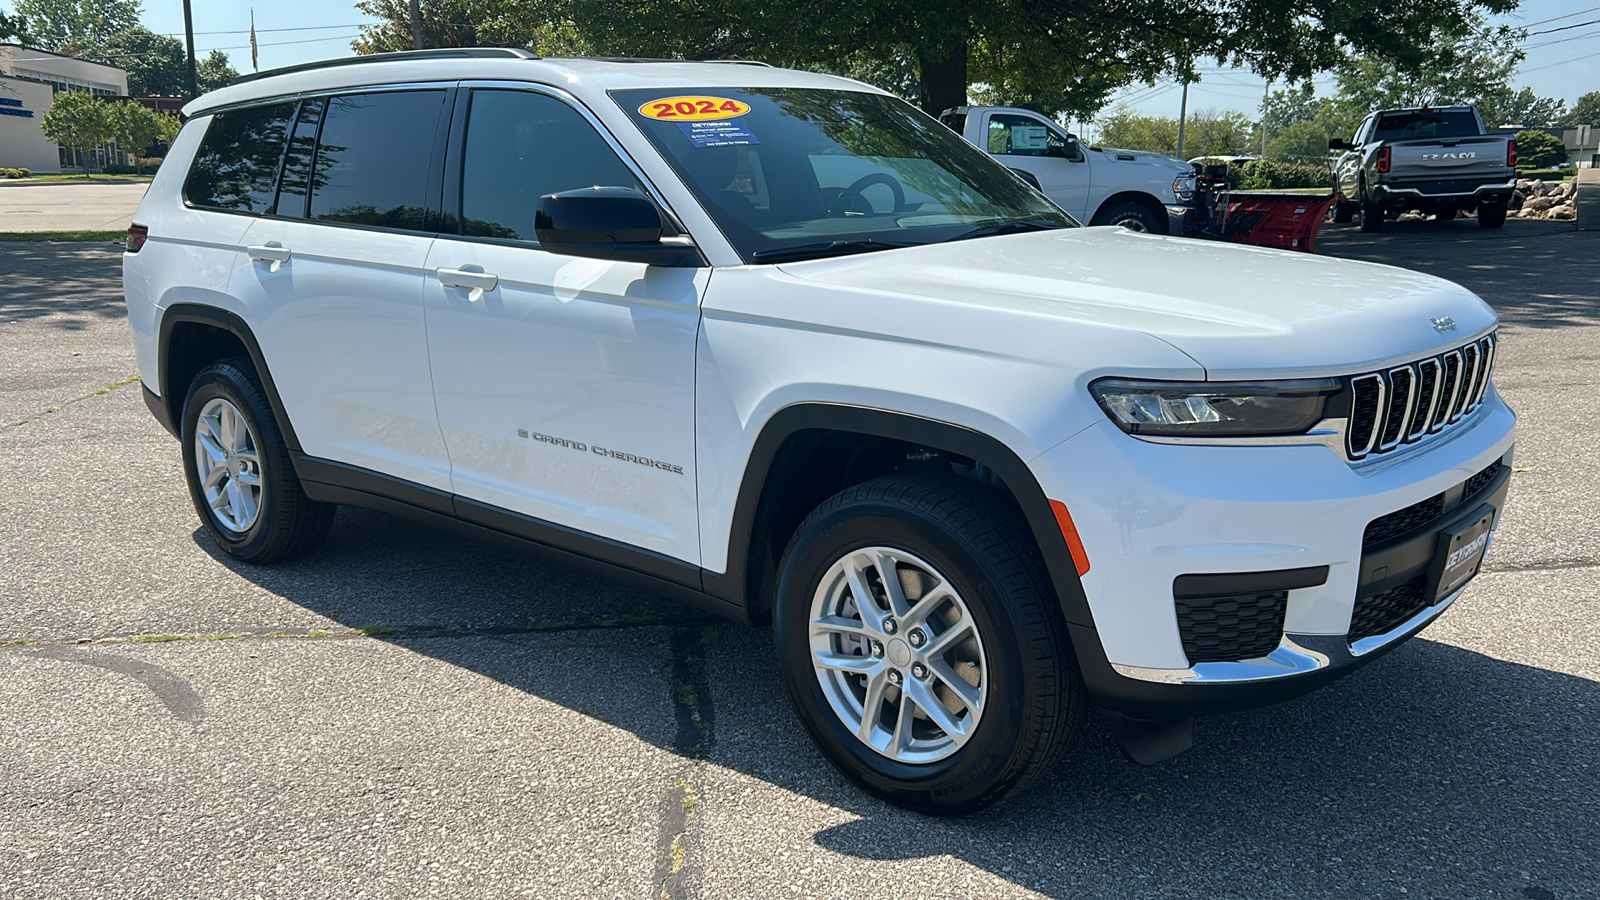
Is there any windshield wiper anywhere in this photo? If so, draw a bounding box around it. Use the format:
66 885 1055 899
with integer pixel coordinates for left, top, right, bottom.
749 240 916 264
946 217 1064 242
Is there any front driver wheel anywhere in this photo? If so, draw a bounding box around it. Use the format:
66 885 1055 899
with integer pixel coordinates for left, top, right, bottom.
1093 201 1163 233
773 474 1087 815
181 359 335 563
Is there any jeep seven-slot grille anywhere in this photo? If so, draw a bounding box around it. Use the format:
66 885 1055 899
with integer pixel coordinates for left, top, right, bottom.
1176 591 1288 664
1347 334 1496 460
1348 575 1430 643
1361 457 1503 551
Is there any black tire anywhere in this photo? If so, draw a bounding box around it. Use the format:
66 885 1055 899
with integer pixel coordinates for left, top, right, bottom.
1332 200 1355 224
1477 204 1507 229
1092 201 1163 234
1359 186 1384 233
180 358 335 563
772 473 1087 815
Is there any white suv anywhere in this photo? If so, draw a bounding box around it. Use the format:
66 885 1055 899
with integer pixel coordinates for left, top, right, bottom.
123 49 1515 815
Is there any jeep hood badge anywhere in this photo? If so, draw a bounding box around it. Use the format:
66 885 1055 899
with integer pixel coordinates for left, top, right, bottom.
1432 316 1457 332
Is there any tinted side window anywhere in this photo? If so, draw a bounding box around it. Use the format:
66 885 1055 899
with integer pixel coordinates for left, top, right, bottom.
183 102 295 212
274 98 324 220
308 91 446 230
460 90 646 243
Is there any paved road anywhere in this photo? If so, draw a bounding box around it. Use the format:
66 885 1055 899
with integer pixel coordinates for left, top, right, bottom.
1 220 1596 899
0 181 150 232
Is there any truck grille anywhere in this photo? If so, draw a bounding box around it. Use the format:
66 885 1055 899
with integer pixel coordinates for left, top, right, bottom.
1347 334 1496 460
1348 575 1430 643
1176 591 1288 664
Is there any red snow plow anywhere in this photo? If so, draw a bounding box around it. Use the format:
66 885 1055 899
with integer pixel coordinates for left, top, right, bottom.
1181 164 1338 252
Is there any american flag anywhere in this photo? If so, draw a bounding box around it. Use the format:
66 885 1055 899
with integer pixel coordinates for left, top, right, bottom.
249 9 258 71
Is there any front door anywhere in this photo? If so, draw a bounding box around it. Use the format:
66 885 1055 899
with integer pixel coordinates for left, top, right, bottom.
983 111 1091 219
423 86 706 565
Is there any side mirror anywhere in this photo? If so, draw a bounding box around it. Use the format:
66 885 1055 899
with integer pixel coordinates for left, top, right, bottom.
534 187 701 267
1328 138 1354 151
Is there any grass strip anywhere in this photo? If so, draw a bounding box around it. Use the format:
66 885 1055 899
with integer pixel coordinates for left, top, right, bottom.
0 230 125 243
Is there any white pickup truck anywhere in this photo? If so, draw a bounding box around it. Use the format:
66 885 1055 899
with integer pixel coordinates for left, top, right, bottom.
940 105 1195 233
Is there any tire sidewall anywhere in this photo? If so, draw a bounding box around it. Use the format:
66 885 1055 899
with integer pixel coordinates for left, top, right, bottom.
773 500 1035 810
1105 204 1158 233
181 365 277 557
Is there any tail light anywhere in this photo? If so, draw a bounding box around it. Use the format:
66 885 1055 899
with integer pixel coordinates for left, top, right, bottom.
1507 138 1517 168
125 224 148 253
1376 146 1391 174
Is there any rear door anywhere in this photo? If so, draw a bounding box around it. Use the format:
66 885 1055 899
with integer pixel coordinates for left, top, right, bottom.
980 111 1090 218
228 88 454 490
422 85 705 566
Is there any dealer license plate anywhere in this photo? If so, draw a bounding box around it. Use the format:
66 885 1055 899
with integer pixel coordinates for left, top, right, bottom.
1432 506 1495 602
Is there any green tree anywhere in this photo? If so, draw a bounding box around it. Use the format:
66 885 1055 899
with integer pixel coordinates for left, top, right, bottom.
1096 108 1257 158
107 100 161 172
196 50 239 93
1265 120 1330 163
1478 86 1567 128
1515 129 1566 170
155 110 181 146
354 0 1522 119
12 0 140 54
88 26 188 97
1563 91 1600 128
0 6 29 43
41 89 111 178
1333 16 1522 113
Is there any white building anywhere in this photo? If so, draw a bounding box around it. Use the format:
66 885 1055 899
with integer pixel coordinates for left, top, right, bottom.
1 44 129 174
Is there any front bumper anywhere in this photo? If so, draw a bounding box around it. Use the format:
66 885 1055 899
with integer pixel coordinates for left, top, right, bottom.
1030 388 1515 719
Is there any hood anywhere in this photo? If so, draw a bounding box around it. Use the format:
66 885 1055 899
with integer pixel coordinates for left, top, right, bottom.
776 228 1496 380
1090 146 1193 174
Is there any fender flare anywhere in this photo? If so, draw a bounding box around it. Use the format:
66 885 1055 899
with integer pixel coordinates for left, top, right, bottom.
156 303 302 451
702 402 1098 635
1089 192 1170 234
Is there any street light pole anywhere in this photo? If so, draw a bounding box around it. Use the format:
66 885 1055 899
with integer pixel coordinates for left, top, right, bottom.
1176 78 1190 159
410 0 423 50
182 0 198 99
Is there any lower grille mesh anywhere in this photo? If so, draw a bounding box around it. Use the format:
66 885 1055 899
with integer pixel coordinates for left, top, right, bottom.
1176 591 1288 664
1348 576 1430 643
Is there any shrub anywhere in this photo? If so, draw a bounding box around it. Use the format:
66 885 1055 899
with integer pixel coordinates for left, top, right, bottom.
1233 159 1332 190
0 167 32 178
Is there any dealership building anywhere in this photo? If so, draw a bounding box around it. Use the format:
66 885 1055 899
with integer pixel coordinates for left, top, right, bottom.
1 44 129 173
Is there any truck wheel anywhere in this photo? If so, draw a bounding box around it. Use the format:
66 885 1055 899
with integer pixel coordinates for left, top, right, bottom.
181 359 336 563
772 473 1087 815
1093 202 1163 233
1359 191 1384 233
1477 204 1507 229
1332 200 1355 224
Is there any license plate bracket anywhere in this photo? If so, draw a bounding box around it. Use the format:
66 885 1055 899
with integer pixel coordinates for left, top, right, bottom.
1429 505 1495 602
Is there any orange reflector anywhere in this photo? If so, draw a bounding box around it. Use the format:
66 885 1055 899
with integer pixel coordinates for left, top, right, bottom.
1048 499 1091 577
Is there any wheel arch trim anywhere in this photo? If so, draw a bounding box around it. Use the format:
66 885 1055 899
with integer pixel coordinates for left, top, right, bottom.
1090 192 1170 234
156 302 301 452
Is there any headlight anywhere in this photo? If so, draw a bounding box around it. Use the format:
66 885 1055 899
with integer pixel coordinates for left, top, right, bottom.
1090 377 1341 437
1172 174 1196 202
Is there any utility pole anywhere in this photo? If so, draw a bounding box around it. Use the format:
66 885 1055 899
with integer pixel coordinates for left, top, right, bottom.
410 0 423 50
1176 77 1190 159
1261 80 1271 157
182 0 198 99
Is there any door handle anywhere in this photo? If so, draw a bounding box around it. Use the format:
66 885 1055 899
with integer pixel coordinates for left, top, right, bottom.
246 243 291 272
436 268 499 292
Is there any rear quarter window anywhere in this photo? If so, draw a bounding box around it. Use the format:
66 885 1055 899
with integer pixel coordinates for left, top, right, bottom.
182 102 296 212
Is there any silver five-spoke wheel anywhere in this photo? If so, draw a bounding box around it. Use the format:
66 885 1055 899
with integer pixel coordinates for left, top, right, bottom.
809 546 988 765
193 397 263 533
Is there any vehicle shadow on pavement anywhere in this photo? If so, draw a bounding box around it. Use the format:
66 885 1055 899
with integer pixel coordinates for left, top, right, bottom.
195 506 1597 898
1317 219 1599 331
0 243 127 330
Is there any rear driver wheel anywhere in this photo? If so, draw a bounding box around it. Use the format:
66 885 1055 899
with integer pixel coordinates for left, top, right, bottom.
773 474 1087 815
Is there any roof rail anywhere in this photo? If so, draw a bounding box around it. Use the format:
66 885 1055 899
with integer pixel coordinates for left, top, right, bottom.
231 48 538 86
703 59 774 67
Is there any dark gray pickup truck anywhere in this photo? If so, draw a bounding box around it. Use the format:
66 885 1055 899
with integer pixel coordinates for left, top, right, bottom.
1329 106 1516 232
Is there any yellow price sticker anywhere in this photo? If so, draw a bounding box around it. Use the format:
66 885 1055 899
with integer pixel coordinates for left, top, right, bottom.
638 96 751 122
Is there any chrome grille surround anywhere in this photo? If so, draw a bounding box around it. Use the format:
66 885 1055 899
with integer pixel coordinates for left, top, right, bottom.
1347 333 1496 462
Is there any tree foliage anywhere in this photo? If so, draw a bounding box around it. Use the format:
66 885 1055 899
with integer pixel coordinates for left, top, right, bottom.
90 26 188 96
11 0 140 54
1515 129 1566 170
40 89 111 176
106 99 161 170
352 0 1522 118
1564 91 1600 129
1098 107 1258 157
0 6 29 42
197 49 239 92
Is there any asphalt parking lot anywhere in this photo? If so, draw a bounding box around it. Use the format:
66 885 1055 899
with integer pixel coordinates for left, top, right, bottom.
2 218 1596 899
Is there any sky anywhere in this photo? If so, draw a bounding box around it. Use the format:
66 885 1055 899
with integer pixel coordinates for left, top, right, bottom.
138 0 1598 125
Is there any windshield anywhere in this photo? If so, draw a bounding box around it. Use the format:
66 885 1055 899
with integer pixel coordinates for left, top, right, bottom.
613 87 1074 263
1373 111 1480 142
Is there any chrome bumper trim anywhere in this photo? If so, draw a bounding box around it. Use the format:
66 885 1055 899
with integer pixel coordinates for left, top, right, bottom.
1375 180 1516 199
1111 583 1468 685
